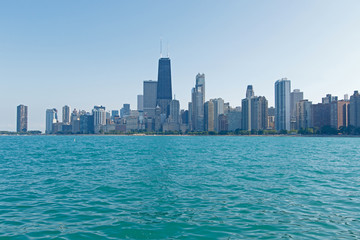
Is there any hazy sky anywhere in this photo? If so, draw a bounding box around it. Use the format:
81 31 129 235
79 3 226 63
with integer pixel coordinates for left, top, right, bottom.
1 1 360 131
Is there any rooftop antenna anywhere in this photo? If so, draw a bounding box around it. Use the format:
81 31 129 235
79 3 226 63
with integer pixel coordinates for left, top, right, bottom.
160 38 163 58
174 94 176 100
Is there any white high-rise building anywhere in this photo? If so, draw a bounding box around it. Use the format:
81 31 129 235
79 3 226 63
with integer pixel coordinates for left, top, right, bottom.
46 108 58 134
213 98 224 132
290 89 304 130
275 78 291 131
92 106 106 133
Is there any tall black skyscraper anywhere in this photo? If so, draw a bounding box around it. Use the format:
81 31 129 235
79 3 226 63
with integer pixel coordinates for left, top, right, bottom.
156 57 172 115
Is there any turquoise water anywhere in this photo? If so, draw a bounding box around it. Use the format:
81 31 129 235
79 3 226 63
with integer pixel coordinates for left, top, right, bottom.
1 136 360 239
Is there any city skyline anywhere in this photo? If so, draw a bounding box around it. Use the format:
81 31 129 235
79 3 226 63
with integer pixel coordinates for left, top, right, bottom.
1 1 360 131
3 55 359 133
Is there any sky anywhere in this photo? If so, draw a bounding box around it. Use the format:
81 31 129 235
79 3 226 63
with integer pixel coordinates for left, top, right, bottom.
1 0 360 131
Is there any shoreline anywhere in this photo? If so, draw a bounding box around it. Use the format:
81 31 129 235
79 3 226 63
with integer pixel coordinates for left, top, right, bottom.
1 134 360 138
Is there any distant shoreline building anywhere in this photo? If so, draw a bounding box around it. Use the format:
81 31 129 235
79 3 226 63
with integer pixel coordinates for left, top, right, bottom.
275 78 291 131
62 105 71 124
191 73 205 131
143 80 157 119
45 108 58 134
17 104 28 132
156 57 172 115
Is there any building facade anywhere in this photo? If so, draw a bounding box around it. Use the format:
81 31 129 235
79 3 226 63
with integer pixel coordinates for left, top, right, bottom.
228 107 241 131
330 100 349 129
296 100 312 130
290 89 303 130
275 78 291 131
350 90 360 127
251 96 268 130
212 98 224 132
62 105 71 124
137 95 144 111
143 80 157 118
204 100 215 132
191 73 205 131
312 103 331 129
92 106 106 133
17 104 28 132
156 57 172 115
45 108 58 134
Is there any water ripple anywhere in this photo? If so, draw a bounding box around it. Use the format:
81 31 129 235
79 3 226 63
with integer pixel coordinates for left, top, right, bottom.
1 136 360 239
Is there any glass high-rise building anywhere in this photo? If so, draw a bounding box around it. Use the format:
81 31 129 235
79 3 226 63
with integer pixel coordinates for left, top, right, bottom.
62 105 71 124
290 89 304 129
169 99 180 124
212 98 224 132
143 80 157 118
46 108 58 134
156 57 172 115
92 106 106 133
350 90 360 127
275 78 291 131
17 104 28 132
191 73 205 131
242 85 255 131
137 95 144 111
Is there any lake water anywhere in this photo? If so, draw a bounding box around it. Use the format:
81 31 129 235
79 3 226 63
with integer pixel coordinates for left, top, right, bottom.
1 136 360 239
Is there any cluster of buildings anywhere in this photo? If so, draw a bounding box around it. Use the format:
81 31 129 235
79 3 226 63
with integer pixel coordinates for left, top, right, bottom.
15 56 360 134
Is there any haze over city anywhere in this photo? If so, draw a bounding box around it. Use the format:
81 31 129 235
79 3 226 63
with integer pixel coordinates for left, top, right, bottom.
1 1 360 131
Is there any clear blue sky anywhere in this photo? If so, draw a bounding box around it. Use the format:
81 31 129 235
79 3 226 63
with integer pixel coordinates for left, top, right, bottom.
1 0 360 131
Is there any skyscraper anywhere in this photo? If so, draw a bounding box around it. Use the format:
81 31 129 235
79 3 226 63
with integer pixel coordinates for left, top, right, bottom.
228 107 242 131
330 100 349 129
213 98 224 132
120 104 130 118
62 105 71 124
241 85 254 131
169 99 180 124
312 102 331 129
156 57 172 115
191 73 205 131
350 90 360 127
204 100 215 132
246 85 254 99
111 110 119 122
137 95 144 111
296 100 312 130
290 89 303 129
46 108 58 134
241 98 251 131
322 94 338 104
92 105 106 133
16 104 28 132
143 80 157 118
163 99 180 132
251 96 268 130
275 78 291 131
218 114 229 132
